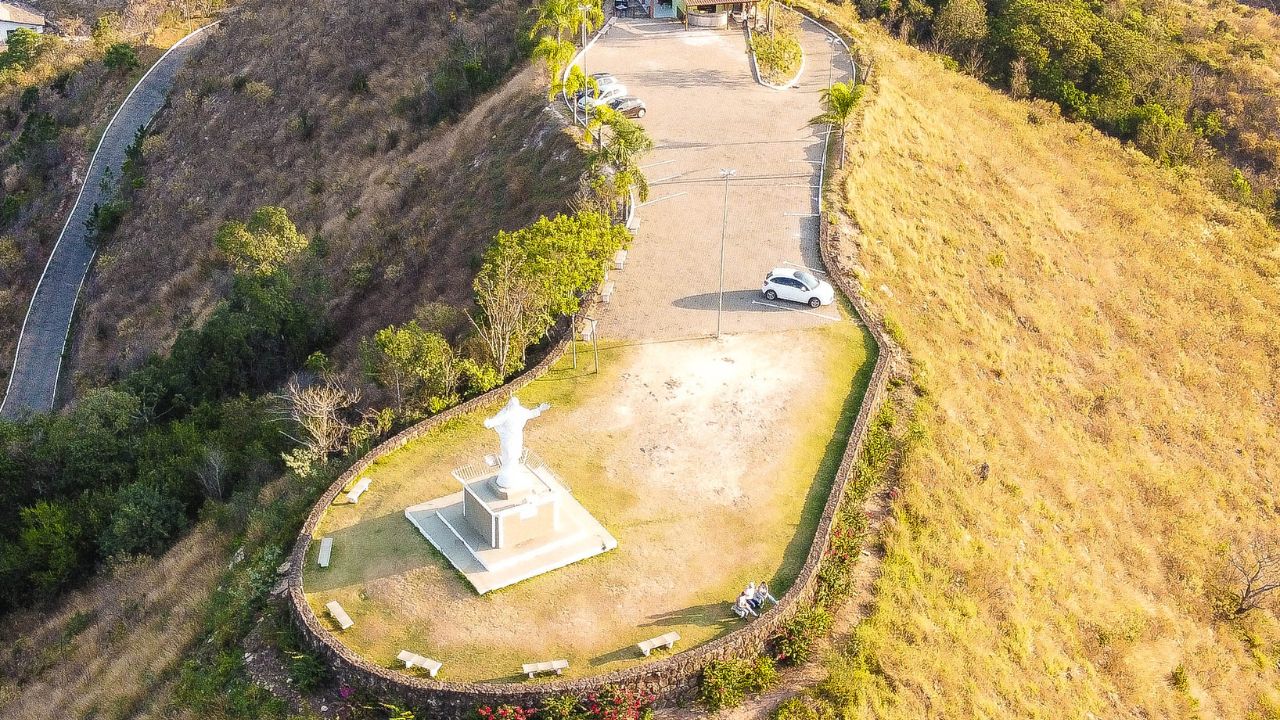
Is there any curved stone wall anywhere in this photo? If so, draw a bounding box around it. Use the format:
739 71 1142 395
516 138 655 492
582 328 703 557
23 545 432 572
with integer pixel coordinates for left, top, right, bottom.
286 17 895 716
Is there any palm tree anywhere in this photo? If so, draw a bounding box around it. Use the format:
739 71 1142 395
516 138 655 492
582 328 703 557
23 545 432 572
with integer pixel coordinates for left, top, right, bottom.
810 81 866 127
589 107 655 203
532 36 575 99
532 0 577 43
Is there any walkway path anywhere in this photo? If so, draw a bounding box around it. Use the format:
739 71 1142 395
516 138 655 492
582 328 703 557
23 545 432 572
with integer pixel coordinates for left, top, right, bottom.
0 23 216 419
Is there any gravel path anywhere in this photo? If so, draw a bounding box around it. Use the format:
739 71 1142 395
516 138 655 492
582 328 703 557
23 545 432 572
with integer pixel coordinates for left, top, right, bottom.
0 23 216 419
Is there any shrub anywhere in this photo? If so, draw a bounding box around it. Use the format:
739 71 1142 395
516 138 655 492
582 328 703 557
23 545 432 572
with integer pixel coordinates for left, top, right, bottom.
98 481 188 558
700 656 778 710
286 650 328 691
774 607 833 665
476 705 537 720
751 30 803 84
538 686 657 720
772 696 821 720
103 42 140 73
215 206 308 276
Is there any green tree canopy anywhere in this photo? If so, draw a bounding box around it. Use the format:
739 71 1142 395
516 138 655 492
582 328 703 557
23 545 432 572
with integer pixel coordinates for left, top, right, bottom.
0 29 46 73
363 322 460 413
103 42 140 73
215 206 308 276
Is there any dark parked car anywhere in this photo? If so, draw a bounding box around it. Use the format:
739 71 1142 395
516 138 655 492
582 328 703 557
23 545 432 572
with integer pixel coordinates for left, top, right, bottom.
608 95 647 118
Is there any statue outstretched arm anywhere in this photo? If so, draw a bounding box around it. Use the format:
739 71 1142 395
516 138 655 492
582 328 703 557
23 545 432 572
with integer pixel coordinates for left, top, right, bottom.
531 402 551 417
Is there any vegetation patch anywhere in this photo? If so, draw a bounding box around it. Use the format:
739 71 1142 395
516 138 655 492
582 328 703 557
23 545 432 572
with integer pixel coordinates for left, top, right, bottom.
752 7 804 84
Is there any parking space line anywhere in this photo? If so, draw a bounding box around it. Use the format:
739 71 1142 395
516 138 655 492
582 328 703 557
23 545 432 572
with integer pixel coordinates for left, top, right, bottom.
783 261 827 275
641 158 678 169
750 300 842 321
640 192 687 206
785 212 820 217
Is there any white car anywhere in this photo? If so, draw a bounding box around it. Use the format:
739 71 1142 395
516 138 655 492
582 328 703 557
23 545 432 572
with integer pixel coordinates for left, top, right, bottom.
577 83 629 110
762 267 835 308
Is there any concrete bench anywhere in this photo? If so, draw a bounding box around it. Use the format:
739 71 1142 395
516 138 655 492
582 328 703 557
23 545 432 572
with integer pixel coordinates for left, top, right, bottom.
346 477 371 504
317 536 334 568
522 659 569 678
326 600 354 630
637 631 680 656
397 650 442 678
612 248 628 270
601 281 616 304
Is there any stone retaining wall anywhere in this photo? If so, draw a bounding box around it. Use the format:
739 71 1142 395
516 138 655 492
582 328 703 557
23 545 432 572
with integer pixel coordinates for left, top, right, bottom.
285 17 895 712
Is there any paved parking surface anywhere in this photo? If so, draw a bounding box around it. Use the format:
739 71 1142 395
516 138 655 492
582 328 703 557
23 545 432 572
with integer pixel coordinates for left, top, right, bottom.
584 17 854 340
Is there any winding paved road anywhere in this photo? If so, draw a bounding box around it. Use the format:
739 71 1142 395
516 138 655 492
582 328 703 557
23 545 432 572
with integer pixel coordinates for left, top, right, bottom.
0 23 216 419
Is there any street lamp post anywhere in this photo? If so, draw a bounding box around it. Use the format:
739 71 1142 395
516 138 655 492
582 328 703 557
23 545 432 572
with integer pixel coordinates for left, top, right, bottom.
716 168 736 339
585 316 600 373
825 36 839 89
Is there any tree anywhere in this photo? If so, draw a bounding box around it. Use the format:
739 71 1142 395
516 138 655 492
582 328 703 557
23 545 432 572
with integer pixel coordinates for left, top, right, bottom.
934 0 989 60
10 501 83 599
470 243 547 378
363 322 459 413
810 81 866 128
0 29 45 72
1228 535 1280 616
195 446 229 500
103 42 140 73
91 12 124 52
531 0 603 97
533 36 575 99
99 481 187 558
215 206 308 276
587 107 655 204
279 374 360 457
469 212 629 375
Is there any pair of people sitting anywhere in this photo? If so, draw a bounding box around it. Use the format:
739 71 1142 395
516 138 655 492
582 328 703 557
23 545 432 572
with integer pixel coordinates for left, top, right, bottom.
733 581 777 618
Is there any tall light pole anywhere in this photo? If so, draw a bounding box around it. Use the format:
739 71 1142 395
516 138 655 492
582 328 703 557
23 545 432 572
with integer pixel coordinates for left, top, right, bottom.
585 316 600 373
825 36 839 89
716 168 736 339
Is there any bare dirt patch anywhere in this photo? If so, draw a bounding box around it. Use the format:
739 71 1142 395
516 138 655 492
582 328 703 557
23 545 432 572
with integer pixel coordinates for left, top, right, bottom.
302 319 873 682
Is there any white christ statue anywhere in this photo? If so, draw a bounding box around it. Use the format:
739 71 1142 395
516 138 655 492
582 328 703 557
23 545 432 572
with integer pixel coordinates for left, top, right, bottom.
484 396 550 489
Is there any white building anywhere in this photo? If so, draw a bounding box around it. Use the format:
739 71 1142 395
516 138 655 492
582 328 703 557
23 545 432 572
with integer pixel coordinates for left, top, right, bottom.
0 2 46 43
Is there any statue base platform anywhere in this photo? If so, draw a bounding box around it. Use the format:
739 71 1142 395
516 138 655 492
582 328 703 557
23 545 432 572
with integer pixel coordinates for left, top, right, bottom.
404 454 617 594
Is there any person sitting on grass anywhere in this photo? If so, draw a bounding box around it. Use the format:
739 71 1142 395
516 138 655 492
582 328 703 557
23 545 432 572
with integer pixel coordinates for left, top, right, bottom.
753 581 777 609
734 592 758 619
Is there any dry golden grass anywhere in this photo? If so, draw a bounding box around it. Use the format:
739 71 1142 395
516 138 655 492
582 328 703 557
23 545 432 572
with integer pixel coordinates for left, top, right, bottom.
69 0 587 389
0 521 228 719
807 11 1280 719
0 0 219 387
305 322 874 681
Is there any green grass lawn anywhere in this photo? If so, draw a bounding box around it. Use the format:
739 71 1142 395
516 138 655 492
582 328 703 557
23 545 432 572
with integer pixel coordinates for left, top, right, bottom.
304 309 874 682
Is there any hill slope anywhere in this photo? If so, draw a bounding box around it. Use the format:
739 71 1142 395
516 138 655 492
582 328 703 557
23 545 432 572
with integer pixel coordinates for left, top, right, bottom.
817 12 1280 719
68 0 585 391
0 0 219 390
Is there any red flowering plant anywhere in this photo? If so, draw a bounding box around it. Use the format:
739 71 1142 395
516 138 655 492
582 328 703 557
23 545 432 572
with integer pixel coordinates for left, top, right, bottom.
538 686 656 720
476 704 538 720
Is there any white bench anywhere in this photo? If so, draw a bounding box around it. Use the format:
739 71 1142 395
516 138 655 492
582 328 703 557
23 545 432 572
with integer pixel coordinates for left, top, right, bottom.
397 650 442 678
612 249 628 270
637 631 680 656
317 536 334 568
346 477 371 504
521 659 569 678
326 600 354 630
601 281 616 304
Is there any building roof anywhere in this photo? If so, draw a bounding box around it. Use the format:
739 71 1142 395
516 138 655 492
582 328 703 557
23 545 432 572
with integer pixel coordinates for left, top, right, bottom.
0 2 46 26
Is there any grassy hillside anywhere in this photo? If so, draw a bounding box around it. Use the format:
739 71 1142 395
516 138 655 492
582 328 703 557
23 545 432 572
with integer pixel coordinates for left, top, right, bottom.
810 10 1280 719
68 0 586 392
0 521 228 719
0 0 220 387
845 0 1280 218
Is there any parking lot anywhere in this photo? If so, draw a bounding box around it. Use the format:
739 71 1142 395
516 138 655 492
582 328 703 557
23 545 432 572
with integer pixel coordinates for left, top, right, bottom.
583 17 855 340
